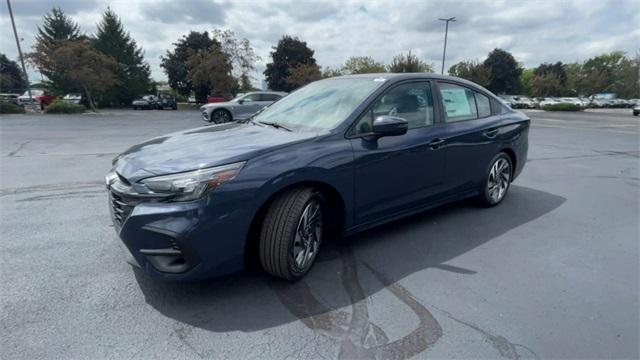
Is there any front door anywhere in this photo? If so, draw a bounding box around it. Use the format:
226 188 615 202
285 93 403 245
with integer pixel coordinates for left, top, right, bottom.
234 93 262 118
349 81 447 225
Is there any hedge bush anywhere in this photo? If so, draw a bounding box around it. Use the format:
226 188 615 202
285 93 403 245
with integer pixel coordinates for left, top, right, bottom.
44 100 86 114
542 103 582 111
0 102 26 114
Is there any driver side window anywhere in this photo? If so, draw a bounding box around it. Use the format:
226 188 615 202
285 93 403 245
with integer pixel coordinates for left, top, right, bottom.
353 82 434 135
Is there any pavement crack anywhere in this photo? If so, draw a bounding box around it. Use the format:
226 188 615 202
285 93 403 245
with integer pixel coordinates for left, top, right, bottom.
7 141 30 157
430 306 539 360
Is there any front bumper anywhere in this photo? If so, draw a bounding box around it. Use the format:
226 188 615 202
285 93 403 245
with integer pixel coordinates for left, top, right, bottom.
201 108 210 122
108 185 256 281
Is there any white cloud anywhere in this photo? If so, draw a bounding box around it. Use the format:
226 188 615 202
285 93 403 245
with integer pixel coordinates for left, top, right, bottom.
1 0 638 87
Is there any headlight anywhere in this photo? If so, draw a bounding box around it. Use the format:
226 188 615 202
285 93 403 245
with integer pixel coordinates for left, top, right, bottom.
139 162 245 201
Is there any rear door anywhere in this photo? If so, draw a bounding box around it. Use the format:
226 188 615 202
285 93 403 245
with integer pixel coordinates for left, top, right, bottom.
435 81 503 194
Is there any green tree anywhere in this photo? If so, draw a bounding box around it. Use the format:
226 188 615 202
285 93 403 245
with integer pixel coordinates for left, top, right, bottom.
518 68 534 96
187 48 237 99
161 31 219 100
448 60 490 87
530 73 563 97
0 53 27 93
534 62 567 86
285 63 322 89
388 51 432 73
92 8 153 106
483 48 522 94
32 7 83 93
618 53 640 98
563 62 582 96
322 66 343 78
30 41 118 111
580 51 628 95
342 56 386 74
264 36 317 92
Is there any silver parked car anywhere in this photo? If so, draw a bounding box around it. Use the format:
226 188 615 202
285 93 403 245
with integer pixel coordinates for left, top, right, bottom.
200 91 287 123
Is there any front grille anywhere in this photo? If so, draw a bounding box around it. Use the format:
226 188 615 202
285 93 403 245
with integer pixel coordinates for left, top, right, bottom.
110 191 135 226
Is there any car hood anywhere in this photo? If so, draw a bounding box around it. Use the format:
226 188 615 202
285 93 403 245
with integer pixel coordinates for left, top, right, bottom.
114 122 317 182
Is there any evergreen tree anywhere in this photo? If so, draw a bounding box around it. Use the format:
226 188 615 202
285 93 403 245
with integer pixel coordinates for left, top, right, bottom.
483 48 522 94
264 36 317 92
93 8 153 106
0 53 27 93
32 7 82 93
161 31 219 100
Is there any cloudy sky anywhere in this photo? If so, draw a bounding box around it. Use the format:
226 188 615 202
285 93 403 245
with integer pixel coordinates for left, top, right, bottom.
2 0 639 87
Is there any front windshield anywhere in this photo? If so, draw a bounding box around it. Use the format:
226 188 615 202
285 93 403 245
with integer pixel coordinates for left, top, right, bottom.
252 78 384 132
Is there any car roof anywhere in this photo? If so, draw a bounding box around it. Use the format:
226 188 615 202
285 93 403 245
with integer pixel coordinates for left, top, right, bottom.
248 91 288 95
327 73 495 94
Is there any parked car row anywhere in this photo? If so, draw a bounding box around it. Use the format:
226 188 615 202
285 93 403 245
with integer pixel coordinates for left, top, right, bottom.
132 94 177 110
499 94 639 109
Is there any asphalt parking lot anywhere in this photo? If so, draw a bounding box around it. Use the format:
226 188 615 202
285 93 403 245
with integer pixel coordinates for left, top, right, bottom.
1 108 638 359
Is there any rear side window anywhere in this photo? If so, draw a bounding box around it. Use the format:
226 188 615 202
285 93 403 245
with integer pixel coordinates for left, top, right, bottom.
260 94 282 101
438 82 478 122
475 92 491 118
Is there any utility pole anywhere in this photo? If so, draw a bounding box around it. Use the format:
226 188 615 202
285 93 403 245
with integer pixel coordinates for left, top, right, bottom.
7 0 31 99
439 17 456 75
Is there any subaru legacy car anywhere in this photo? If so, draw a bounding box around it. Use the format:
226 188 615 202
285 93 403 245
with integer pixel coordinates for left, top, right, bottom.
106 74 529 281
200 91 287 123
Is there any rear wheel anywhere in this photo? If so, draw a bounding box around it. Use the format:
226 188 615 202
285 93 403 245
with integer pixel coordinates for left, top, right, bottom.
479 152 512 207
212 109 232 124
260 188 324 281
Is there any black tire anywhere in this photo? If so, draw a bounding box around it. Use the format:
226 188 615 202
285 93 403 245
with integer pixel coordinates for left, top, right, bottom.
133 106 138 110
478 152 513 207
172 105 178 110
212 109 232 124
259 187 324 281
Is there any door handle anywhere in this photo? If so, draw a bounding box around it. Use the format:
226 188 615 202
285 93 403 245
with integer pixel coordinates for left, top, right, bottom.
484 129 499 138
428 138 446 150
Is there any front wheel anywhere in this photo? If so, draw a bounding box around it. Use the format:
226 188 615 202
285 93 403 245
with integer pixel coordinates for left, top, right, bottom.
260 188 324 281
479 152 513 207
211 109 232 124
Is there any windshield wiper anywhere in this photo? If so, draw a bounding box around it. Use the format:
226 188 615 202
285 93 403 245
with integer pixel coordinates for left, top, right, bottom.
256 121 293 132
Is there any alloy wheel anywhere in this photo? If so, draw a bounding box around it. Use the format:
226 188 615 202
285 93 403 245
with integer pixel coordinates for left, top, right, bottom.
213 110 231 124
487 158 511 203
290 200 322 273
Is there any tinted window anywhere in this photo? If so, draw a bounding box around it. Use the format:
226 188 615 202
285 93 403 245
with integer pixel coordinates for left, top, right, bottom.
353 82 435 135
438 82 477 122
260 94 282 101
476 92 491 118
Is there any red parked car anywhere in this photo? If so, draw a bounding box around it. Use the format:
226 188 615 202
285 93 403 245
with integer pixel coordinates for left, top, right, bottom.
17 89 56 109
207 95 227 103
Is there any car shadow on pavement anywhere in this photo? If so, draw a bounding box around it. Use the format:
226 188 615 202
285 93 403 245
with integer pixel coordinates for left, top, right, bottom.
134 185 565 355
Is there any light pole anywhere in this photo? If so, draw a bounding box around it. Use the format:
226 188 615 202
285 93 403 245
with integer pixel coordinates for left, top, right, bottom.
438 17 456 75
6 0 31 99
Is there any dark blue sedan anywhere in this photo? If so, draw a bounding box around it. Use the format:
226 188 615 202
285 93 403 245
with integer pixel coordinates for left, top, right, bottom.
106 73 529 281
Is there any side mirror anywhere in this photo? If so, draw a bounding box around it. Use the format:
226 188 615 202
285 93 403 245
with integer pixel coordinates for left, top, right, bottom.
237 99 245 104
371 116 408 137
